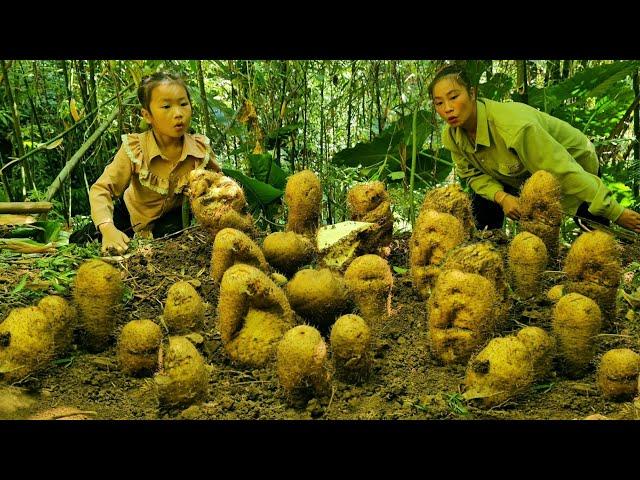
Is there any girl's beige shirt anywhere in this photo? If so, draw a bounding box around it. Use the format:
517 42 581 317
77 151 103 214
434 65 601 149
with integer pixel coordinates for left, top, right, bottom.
90 130 220 233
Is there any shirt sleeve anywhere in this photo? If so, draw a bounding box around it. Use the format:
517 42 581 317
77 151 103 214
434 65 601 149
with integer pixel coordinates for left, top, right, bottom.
89 145 132 227
511 123 624 221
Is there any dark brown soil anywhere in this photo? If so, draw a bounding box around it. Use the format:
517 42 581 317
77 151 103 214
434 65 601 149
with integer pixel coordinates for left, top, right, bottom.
1 226 640 421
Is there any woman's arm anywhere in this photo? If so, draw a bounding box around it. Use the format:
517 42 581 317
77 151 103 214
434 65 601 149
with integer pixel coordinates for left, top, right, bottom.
511 123 625 222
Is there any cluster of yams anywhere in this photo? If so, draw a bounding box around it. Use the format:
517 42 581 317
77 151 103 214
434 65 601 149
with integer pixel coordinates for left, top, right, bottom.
1 169 638 413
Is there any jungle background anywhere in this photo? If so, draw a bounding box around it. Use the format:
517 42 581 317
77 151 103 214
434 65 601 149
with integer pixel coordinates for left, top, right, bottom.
1 59 640 420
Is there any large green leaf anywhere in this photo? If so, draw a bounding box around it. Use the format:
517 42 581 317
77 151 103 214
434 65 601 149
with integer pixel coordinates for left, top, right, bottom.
248 153 288 190
527 61 640 114
479 73 513 101
333 110 434 169
222 167 284 208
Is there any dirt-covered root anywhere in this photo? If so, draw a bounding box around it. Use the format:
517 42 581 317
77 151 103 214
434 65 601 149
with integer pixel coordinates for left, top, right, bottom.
187 169 255 239
217 264 294 367
0 307 55 383
508 231 548 299
37 295 76 356
117 319 163 377
262 231 315 276
410 210 465 299
463 332 539 409
285 268 350 329
516 326 556 379
155 336 209 410
211 228 268 283
284 169 322 237
346 181 393 254
419 184 475 238
441 242 511 328
276 325 331 404
427 269 500 365
344 254 393 331
330 314 371 384
163 281 205 334
546 284 565 302
73 259 123 352
552 292 602 378
563 230 622 326
519 170 562 260
596 348 640 401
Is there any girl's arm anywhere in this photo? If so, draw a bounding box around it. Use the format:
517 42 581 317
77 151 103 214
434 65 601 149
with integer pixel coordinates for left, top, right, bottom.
89 147 133 228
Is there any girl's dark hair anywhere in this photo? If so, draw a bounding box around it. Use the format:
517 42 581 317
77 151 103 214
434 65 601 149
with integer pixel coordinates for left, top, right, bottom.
137 71 191 111
428 64 474 100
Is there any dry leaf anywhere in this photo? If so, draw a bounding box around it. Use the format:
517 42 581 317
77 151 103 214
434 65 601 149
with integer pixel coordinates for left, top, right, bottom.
70 98 81 122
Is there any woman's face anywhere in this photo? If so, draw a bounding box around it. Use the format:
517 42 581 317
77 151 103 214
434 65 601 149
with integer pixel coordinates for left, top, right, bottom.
432 77 476 130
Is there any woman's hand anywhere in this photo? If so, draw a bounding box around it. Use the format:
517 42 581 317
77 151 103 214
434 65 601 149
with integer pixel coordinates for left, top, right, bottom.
495 191 521 220
99 222 130 255
615 208 640 234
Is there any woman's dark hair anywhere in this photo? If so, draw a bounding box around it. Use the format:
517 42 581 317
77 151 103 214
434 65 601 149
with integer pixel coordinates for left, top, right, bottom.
428 64 474 100
137 71 191 111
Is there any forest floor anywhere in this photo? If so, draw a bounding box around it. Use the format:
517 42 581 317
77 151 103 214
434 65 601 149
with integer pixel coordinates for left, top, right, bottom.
1 225 640 421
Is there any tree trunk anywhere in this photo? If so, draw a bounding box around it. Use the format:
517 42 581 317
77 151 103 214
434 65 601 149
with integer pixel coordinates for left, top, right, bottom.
274 60 288 167
302 61 308 170
1 59 33 195
197 60 214 141
634 69 639 197
108 61 124 148
346 61 356 148
374 61 383 135
517 60 529 104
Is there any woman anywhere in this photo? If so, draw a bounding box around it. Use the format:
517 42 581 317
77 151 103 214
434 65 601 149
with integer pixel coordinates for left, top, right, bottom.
428 64 640 234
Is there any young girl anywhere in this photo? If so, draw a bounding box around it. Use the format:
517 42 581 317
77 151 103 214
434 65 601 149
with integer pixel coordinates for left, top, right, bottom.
90 71 221 254
428 64 640 234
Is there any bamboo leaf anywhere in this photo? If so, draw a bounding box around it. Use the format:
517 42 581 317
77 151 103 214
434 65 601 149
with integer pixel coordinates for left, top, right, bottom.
70 98 81 122
45 138 64 150
11 274 28 294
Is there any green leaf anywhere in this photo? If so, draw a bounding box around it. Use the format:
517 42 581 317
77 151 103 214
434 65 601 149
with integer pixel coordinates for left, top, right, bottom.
389 171 405 180
393 266 408 274
248 153 288 190
12 274 28 294
222 167 284 208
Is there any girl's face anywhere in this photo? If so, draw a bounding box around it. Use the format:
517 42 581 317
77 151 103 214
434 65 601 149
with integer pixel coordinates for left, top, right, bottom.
432 77 476 131
142 81 192 139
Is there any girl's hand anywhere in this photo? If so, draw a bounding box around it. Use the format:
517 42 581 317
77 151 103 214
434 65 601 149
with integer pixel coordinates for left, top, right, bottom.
99 222 130 255
495 192 521 220
615 208 640 234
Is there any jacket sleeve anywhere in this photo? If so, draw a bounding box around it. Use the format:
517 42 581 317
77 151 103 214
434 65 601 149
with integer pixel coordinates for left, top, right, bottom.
511 123 624 221
89 145 132 227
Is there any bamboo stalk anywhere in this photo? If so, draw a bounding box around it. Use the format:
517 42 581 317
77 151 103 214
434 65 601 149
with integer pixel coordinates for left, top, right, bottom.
45 106 120 202
0 202 53 214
